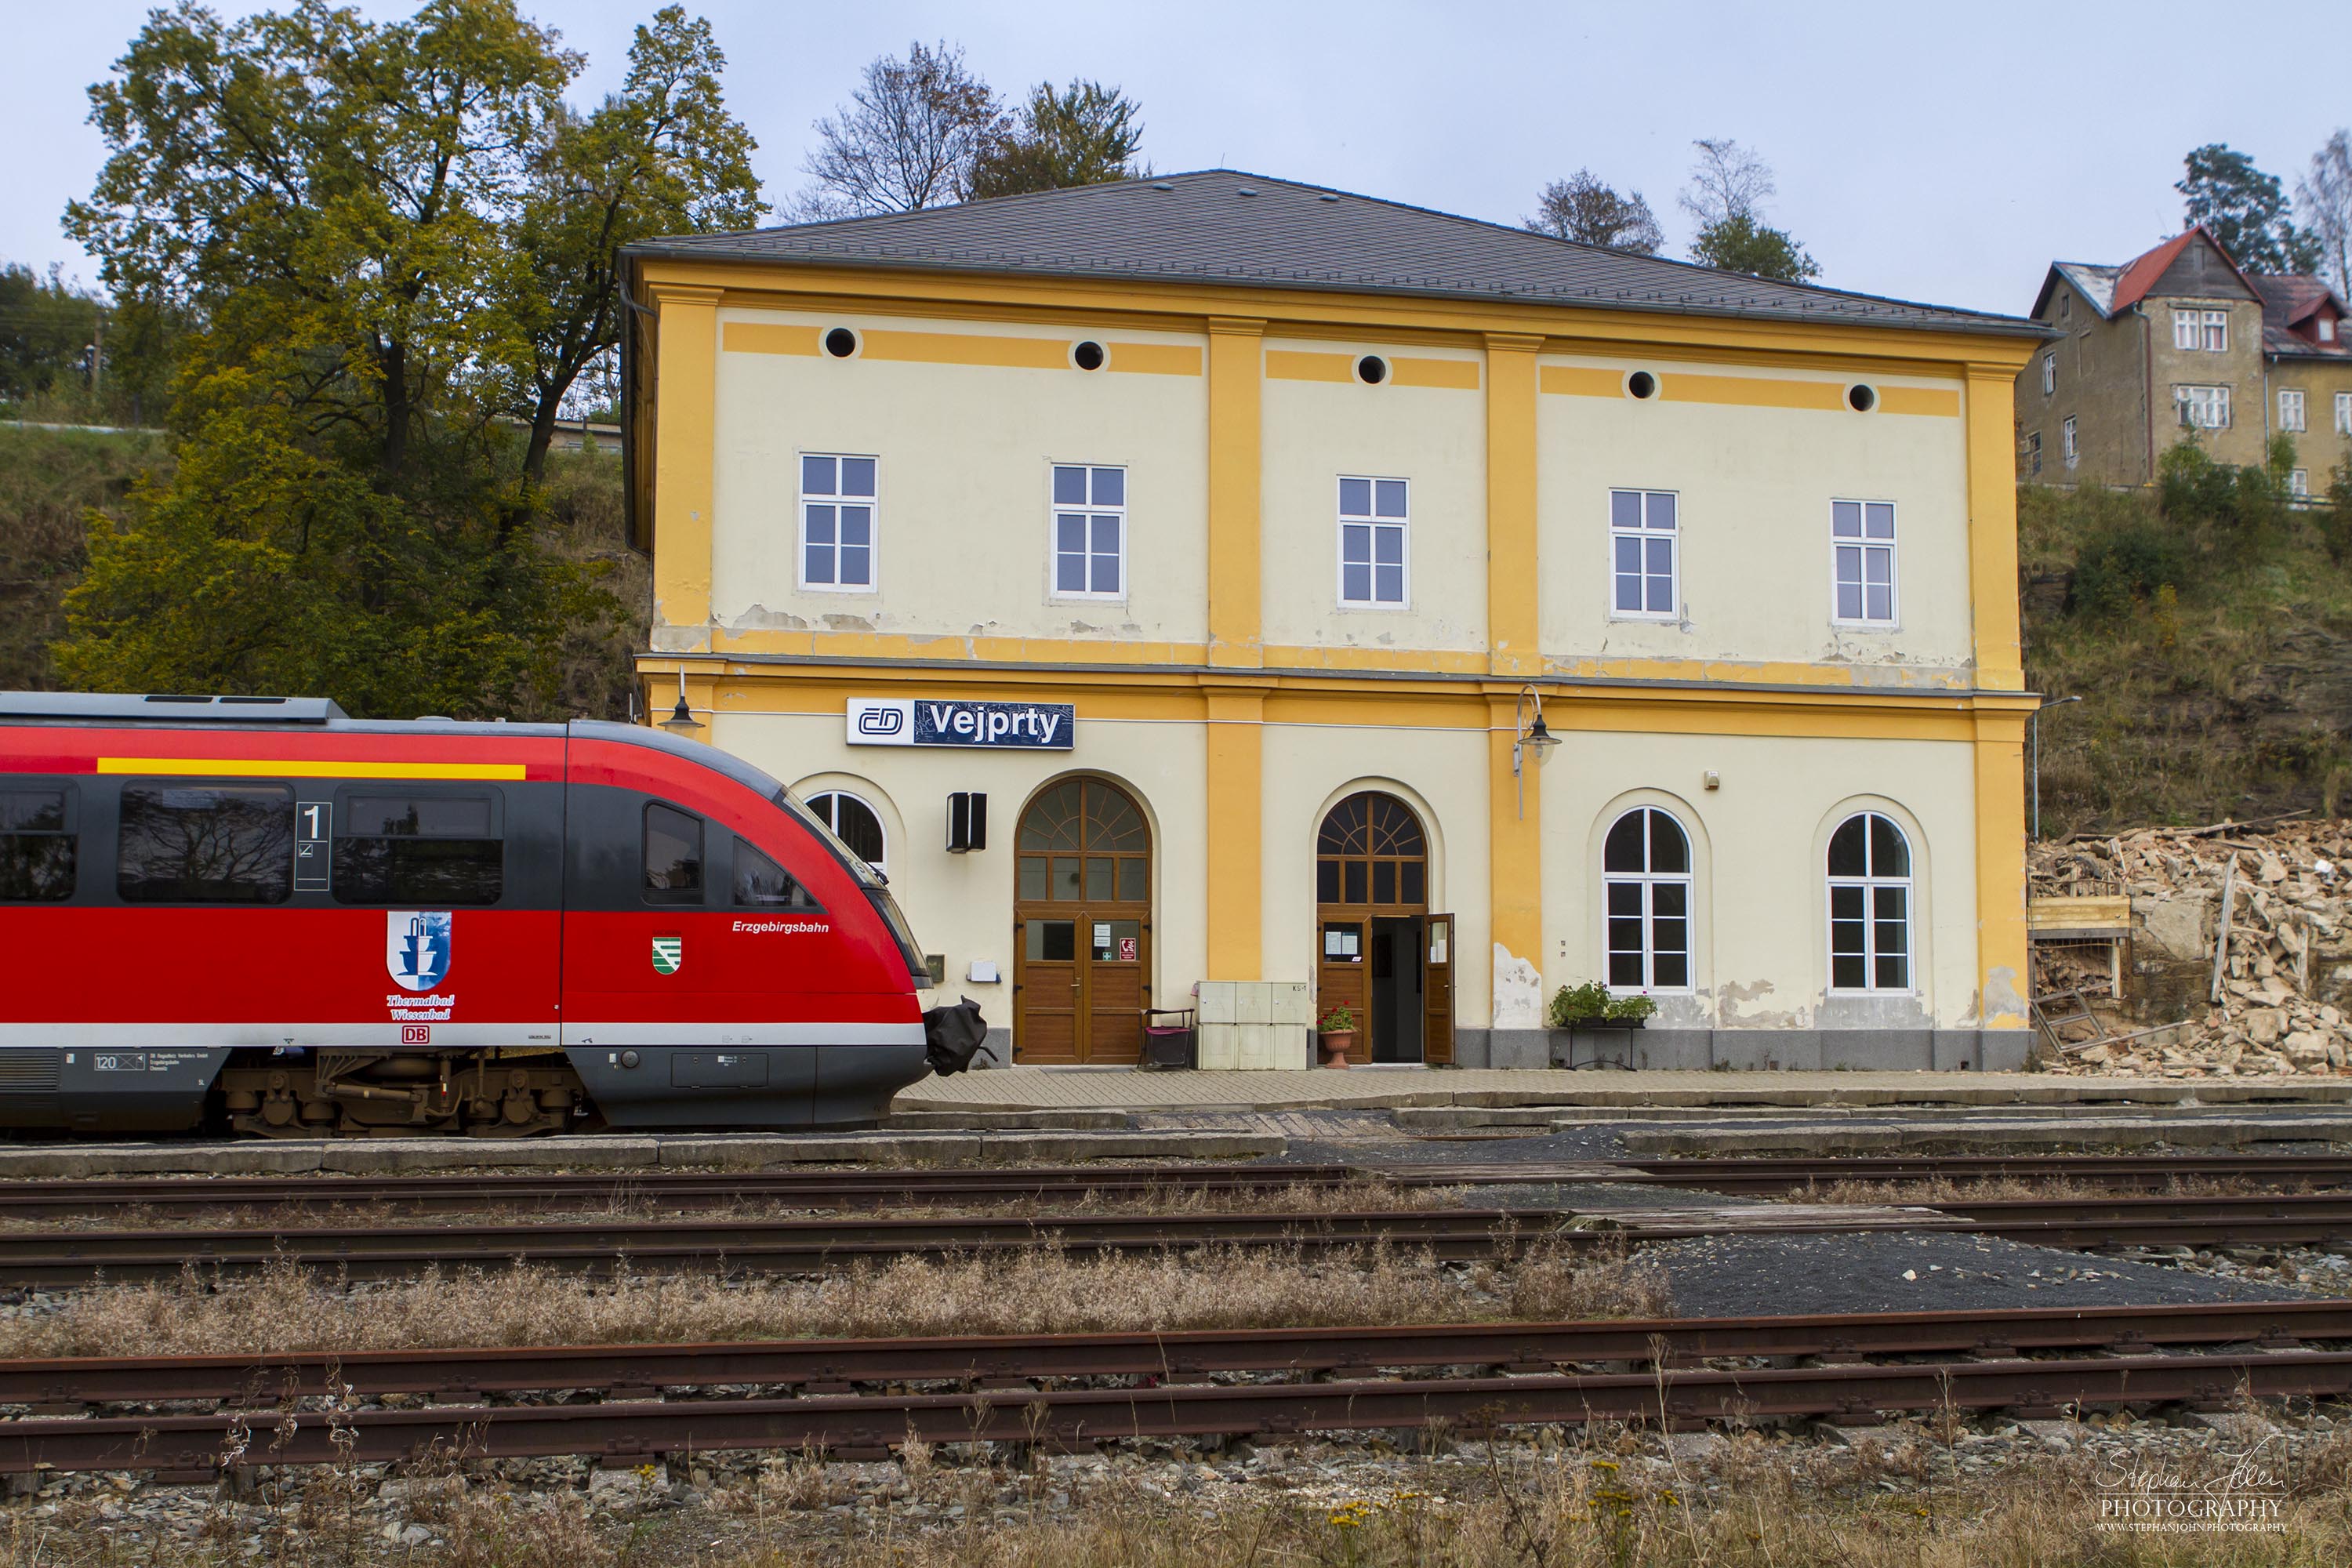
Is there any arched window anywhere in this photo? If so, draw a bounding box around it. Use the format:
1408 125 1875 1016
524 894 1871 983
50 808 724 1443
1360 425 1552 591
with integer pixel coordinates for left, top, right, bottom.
1827 812 1912 992
805 791 886 877
1316 792 1427 908
1602 808 1691 990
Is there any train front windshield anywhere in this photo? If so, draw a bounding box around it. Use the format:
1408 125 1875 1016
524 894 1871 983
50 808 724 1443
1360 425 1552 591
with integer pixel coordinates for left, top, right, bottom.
781 787 930 983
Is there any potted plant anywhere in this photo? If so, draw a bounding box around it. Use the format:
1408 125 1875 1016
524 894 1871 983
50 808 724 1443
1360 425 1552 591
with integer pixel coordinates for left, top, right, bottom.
1317 1005 1358 1067
1546 982 1657 1032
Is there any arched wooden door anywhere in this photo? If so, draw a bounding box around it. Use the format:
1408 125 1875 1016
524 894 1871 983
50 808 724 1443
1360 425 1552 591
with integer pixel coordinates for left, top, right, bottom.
1013 777 1152 1063
1316 792 1451 1064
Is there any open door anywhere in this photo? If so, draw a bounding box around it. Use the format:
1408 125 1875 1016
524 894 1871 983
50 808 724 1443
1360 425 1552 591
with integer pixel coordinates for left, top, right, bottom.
1422 913 1454 1065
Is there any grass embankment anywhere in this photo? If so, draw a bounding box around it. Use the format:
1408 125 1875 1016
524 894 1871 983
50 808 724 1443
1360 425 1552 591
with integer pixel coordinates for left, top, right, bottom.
0 424 646 716
2021 449 2352 834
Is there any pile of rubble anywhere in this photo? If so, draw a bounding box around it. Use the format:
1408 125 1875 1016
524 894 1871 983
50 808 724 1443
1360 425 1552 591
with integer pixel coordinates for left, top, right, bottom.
2029 816 2352 1076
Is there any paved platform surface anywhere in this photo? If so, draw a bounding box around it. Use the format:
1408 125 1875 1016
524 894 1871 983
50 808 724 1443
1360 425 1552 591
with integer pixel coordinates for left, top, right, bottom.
895 1067 2352 1114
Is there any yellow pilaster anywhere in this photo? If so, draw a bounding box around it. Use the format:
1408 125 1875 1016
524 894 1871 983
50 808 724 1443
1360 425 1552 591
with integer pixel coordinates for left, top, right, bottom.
1973 706 2031 1029
1204 685 1265 980
1483 334 1543 678
1206 318 1265 669
650 283 725 652
1487 691 1543 1023
1963 366 2025 695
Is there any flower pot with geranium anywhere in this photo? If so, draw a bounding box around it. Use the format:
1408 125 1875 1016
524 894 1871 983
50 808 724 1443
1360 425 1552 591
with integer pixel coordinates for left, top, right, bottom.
1317 1005 1358 1066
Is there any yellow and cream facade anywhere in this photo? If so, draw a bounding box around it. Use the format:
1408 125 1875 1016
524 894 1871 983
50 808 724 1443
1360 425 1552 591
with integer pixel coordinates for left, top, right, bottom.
623 172 2046 1070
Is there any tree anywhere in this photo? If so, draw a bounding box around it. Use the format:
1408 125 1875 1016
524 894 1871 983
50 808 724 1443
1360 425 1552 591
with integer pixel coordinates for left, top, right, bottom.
1523 169 1661 253
2177 143 2320 273
0 263 102 404
1679 140 1818 281
969 78 1145 199
1690 212 1820 282
2298 130 2352 301
55 0 768 717
504 6 764 478
797 41 1006 217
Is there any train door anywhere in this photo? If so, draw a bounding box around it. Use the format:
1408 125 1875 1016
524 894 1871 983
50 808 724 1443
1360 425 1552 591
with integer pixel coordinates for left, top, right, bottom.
1011 778 1151 1064
558 780 817 1125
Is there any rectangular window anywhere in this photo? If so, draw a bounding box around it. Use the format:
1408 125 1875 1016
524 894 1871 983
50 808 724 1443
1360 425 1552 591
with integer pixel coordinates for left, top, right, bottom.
2202 310 2228 352
0 786 74 902
2062 416 2078 466
2172 309 2200 350
2027 431 2042 476
2336 392 2352 435
2040 352 2055 395
2320 318 2337 343
643 802 704 905
1608 489 1678 619
118 784 292 904
1337 476 1408 606
2176 384 2230 430
2290 469 2310 498
1050 464 1125 599
332 793 502 906
1831 500 1897 626
2281 390 2307 432
799 454 876 590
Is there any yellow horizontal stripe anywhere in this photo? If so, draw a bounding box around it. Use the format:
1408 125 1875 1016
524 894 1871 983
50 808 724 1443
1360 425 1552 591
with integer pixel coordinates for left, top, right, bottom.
1389 357 1480 390
98 759 527 780
1104 342 1203 376
1877 386 1962 418
858 329 1069 370
1662 372 1845 411
1538 365 1624 398
1265 349 1353 383
721 321 819 356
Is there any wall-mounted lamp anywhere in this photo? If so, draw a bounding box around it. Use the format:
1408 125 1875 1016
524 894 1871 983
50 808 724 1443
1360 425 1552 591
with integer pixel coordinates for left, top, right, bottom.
659 669 704 736
1512 684 1559 818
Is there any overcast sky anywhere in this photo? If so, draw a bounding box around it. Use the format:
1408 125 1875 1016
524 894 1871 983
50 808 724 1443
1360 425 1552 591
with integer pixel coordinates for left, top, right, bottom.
4 0 2343 317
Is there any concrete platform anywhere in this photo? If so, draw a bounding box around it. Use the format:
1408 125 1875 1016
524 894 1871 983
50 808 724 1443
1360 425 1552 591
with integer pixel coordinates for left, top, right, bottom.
895 1066 2352 1115
0 1128 1283 1179
1614 1116 2352 1155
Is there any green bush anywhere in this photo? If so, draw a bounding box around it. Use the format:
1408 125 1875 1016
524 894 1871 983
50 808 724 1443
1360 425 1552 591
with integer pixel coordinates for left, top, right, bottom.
2070 516 2188 618
1545 983 1658 1028
2157 438 2283 537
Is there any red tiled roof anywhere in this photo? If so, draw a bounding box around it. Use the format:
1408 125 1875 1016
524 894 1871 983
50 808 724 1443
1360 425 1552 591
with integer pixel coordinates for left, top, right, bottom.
2109 227 2260 312
2250 273 2334 328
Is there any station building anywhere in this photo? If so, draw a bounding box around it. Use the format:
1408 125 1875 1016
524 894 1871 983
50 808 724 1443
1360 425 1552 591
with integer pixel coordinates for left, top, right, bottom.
619 172 2046 1071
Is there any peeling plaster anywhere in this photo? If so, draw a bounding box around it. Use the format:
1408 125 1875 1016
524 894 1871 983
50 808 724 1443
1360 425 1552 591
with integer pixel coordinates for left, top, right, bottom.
1715 978 1808 1030
1492 944 1543 1029
726 605 811 631
821 613 876 632
1980 965 2027 1026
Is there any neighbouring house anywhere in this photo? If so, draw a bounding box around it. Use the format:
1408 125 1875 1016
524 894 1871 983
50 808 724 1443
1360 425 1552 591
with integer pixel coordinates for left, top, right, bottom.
2018 227 2352 492
620 170 2044 1073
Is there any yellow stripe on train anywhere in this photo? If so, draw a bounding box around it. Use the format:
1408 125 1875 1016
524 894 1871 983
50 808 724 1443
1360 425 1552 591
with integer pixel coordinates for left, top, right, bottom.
96 759 528 780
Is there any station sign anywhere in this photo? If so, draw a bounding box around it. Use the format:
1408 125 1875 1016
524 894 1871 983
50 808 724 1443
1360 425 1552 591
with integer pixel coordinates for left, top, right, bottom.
847 698 1075 750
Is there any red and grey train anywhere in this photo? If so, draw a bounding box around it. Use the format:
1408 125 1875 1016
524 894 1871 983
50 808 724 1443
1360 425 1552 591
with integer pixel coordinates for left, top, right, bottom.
0 692 977 1137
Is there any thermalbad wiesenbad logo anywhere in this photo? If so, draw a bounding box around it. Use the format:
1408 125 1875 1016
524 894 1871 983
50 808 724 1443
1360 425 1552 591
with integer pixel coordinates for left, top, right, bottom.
387 911 453 991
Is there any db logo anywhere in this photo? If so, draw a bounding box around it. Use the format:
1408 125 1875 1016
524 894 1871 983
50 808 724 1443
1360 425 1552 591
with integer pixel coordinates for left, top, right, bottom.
856 706 905 735
401 1025 431 1045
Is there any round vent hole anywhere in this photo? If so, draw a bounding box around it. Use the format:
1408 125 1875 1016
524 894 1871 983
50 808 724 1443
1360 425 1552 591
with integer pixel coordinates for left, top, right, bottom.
1627 371 1657 399
1073 340 1106 371
824 328 858 358
1356 355 1388 385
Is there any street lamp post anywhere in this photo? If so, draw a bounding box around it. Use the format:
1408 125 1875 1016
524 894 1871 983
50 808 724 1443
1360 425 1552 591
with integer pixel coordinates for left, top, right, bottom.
2030 695 2080 840
1512 684 1560 818
659 668 705 736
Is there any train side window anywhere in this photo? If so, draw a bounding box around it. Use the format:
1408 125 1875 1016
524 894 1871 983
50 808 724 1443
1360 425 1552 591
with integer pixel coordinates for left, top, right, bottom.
333 793 503 906
0 786 74 902
643 803 704 904
733 838 822 911
117 783 294 904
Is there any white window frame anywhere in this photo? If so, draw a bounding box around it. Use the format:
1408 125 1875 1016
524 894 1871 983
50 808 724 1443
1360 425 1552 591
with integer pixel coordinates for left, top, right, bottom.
2321 318 2338 343
1826 811 1915 996
1829 499 1899 628
2040 352 2055 395
1047 463 1127 603
1602 807 1694 994
2027 432 2042 477
2202 310 2228 352
1336 475 1410 608
804 789 887 879
2176 384 2231 430
2336 391 2352 435
2172 309 2200 350
2062 416 2078 466
2290 469 2310 498
797 453 878 593
2281 390 2307 433
1607 488 1679 622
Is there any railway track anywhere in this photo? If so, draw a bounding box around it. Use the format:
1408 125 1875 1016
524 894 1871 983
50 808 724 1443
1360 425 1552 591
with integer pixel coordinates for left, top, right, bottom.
2 1153 2347 1220
3 1190 2350 1287
2 1308 2348 1476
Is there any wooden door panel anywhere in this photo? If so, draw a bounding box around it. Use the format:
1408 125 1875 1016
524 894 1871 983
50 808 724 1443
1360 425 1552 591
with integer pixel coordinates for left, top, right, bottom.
1423 913 1455 1065
1015 916 1082 1065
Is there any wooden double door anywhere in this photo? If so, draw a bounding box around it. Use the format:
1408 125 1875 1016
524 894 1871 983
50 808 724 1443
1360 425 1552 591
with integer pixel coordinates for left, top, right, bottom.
1012 778 1151 1064
1315 792 1454 1064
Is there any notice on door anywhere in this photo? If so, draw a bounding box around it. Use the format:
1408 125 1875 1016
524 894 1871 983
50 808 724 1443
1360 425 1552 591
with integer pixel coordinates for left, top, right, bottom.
1119 937 1138 962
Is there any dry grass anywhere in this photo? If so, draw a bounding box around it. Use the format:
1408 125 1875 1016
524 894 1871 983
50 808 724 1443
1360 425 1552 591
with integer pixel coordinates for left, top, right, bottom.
0 1239 1671 1359
1795 1174 2297 1206
0 1176 1461 1236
